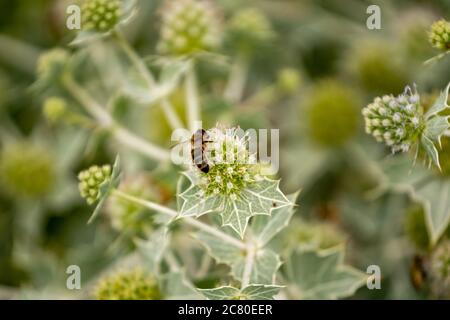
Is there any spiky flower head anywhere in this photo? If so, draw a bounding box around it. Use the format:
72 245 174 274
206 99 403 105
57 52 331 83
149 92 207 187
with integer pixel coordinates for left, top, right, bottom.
429 19 450 50
197 127 260 198
94 269 162 300
78 164 112 205
107 176 157 235
43 97 67 123
363 86 424 153
81 0 123 33
0 143 55 198
226 8 274 54
305 80 359 147
157 0 220 56
430 240 450 298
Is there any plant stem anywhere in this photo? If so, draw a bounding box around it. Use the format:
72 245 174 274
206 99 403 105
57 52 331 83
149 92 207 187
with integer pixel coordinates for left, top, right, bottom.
113 29 155 87
224 54 249 103
112 190 246 250
114 29 184 130
185 61 201 131
241 243 256 288
62 75 171 162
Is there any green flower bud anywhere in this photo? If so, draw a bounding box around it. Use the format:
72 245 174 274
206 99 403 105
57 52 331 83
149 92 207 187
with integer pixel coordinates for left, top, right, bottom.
404 205 430 252
430 240 450 298
362 86 424 153
0 143 55 198
43 97 67 123
226 8 274 54
95 269 162 300
198 127 261 197
157 0 220 56
81 0 123 33
106 176 157 236
277 68 301 94
305 80 360 147
429 19 450 50
78 164 112 205
36 49 69 82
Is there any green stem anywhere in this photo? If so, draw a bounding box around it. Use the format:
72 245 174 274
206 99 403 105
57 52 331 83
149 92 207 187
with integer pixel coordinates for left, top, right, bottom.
185 61 201 131
63 74 171 162
241 243 256 288
112 189 246 250
224 54 249 103
113 29 184 130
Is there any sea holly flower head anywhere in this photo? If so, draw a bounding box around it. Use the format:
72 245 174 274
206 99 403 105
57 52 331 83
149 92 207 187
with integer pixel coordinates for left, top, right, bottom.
363 83 450 169
157 0 221 56
363 86 424 153
81 0 123 33
78 164 112 205
429 19 450 50
179 126 291 238
71 0 137 45
0 143 55 198
95 269 162 300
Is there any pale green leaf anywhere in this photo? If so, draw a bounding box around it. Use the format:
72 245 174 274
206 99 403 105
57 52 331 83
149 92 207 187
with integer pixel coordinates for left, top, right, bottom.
179 183 224 217
135 228 169 274
160 271 201 300
283 248 367 300
195 232 243 265
199 285 282 300
425 82 450 119
420 134 441 170
198 286 240 300
413 179 450 245
241 285 283 300
231 249 281 285
251 193 299 246
424 116 450 144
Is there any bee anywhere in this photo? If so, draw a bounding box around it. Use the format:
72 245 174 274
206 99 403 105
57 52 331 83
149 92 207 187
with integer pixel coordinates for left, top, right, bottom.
410 255 427 290
190 129 212 174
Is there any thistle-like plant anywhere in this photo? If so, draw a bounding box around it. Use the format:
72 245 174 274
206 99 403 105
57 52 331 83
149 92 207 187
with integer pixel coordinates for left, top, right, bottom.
363 83 450 169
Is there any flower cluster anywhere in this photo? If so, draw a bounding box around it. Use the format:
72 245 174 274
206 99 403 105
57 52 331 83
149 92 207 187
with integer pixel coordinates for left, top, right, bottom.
429 19 450 50
430 240 450 298
78 164 112 205
81 0 122 33
362 87 424 153
95 269 162 300
157 0 220 56
196 127 260 198
0 143 55 198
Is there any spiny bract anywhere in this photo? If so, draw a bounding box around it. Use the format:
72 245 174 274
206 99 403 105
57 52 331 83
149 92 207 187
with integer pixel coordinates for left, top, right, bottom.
362 86 424 153
78 164 112 205
157 0 220 56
